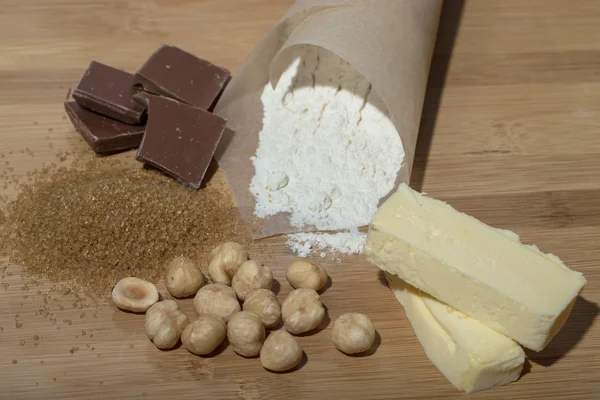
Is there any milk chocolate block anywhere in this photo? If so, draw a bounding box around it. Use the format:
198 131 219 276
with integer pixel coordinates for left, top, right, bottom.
73 61 145 124
134 45 230 110
64 102 145 153
135 94 226 189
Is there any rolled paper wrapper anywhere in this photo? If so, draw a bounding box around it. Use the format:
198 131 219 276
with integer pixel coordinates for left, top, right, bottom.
214 0 442 238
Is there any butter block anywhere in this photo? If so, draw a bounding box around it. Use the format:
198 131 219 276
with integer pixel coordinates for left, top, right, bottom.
386 273 525 393
364 183 586 351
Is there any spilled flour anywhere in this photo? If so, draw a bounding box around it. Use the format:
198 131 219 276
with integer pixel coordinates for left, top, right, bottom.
250 45 404 256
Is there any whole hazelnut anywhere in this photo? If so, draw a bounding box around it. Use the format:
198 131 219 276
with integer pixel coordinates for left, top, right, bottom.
243 289 281 328
181 314 226 356
227 311 265 357
112 277 159 313
232 260 273 302
208 242 248 285
331 313 376 354
260 330 303 372
165 256 204 298
281 288 325 335
193 283 241 323
145 300 189 349
286 259 329 291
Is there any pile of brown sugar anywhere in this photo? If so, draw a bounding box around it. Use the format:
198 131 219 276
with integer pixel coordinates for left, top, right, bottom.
0 157 251 298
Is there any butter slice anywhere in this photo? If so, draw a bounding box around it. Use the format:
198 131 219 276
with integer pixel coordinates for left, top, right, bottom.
365 183 586 351
385 273 525 393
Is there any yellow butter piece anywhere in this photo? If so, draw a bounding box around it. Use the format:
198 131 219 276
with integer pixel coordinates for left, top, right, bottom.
386 273 525 393
365 183 586 351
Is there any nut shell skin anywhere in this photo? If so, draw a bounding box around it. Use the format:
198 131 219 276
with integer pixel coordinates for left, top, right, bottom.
193 283 240 323
181 314 226 355
260 330 303 372
208 242 248 285
281 288 325 335
227 311 266 357
286 259 328 291
165 256 204 298
112 277 159 313
232 261 273 302
331 313 375 354
243 289 281 328
145 300 189 349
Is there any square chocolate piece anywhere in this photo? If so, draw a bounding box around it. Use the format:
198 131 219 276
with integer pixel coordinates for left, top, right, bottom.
133 45 230 110
73 61 145 125
64 102 145 154
135 94 226 189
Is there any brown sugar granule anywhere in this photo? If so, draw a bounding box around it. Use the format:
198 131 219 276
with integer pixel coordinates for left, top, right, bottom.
1 159 251 298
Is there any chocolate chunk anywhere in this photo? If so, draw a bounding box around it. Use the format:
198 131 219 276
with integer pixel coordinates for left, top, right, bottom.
64 102 145 154
133 45 230 110
135 94 226 189
73 61 145 125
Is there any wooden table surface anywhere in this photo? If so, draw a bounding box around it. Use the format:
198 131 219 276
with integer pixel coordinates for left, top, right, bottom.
1 0 599 399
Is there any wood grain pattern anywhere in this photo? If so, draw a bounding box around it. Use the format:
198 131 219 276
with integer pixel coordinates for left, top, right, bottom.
1 0 599 399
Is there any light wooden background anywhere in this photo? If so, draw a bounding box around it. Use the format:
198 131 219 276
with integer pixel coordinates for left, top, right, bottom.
1 1 599 399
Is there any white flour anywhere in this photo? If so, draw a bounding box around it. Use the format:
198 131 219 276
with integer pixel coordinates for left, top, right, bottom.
287 230 366 258
250 45 404 255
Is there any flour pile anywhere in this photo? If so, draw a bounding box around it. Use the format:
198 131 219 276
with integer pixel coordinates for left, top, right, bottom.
250 45 404 256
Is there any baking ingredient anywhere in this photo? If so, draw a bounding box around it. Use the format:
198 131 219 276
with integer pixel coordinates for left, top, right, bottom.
145 300 189 349
243 289 281 328
0 156 251 299
73 61 145 124
260 330 303 372
111 277 159 313
165 256 204 298
330 313 375 354
386 273 525 393
287 230 366 258
193 283 240 323
281 288 325 335
364 183 587 351
135 94 226 189
64 102 145 154
250 45 404 250
208 242 248 285
286 259 328 291
134 45 230 110
231 260 273 301
181 314 226 356
227 311 265 357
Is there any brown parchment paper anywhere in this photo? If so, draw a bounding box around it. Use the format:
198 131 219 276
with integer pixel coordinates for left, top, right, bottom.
214 0 442 239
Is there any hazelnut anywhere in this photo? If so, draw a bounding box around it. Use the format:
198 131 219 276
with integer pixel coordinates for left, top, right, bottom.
193 283 240 323
208 242 248 285
227 311 265 357
331 313 376 354
231 260 273 302
112 277 159 313
165 256 204 298
145 300 189 349
286 259 328 291
181 314 226 356
243 289 281 328
260 330 303 372
281 288 325 335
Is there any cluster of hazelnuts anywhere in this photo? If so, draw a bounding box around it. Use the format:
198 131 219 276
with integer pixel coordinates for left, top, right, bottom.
111 242 376 372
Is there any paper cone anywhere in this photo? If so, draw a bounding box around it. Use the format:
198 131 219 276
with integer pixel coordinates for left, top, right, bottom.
214 0 442 238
